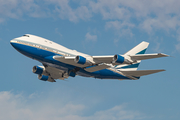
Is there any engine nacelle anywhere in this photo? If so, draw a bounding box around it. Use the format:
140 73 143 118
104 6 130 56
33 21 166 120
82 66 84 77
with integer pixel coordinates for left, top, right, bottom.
113 54 125 64
113 54 132 64
38 74 56 82
74 55 87 65
32 66 45 75
38 74 49 81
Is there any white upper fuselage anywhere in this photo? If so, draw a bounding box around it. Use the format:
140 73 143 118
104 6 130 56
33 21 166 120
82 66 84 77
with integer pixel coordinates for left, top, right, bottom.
11 34 90 58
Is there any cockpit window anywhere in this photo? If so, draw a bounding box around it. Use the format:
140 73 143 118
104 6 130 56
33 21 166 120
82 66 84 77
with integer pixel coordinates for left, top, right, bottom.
23 34 30 37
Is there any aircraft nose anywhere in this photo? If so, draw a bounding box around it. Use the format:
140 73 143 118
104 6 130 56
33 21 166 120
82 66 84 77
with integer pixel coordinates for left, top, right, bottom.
10 39 16 47
10 40 13 44
10 39 19 49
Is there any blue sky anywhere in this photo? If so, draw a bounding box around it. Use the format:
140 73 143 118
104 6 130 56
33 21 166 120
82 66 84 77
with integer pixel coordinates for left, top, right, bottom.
1 0 180 119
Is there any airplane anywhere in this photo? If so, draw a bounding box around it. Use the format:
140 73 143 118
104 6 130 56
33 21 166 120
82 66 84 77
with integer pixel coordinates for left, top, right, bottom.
10 34 168 82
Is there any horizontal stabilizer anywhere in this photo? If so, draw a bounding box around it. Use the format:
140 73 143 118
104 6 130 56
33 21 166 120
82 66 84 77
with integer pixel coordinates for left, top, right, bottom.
130 53 168 61
121 69 165 77
85 64 110 72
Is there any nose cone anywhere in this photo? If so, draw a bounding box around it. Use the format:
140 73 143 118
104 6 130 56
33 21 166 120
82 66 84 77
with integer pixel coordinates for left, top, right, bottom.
10 39 22 52
10 39 27 56
10 39 17 48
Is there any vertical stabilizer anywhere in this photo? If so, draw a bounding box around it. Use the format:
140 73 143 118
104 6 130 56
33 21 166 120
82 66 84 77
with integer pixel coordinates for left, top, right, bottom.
124 41 149 55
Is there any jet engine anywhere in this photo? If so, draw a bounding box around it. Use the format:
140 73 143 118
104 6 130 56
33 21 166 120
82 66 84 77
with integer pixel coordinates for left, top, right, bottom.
32 66 45 75
113 54 131 64
32 65 68 82
38 74 49 81
113 54 125 64
74 55 91 65
38 74 56 82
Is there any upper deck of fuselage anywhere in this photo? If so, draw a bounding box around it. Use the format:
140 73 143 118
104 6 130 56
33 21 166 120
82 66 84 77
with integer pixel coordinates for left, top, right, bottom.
10 34 89 57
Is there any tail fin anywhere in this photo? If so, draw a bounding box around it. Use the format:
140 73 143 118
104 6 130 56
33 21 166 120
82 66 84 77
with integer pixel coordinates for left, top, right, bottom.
115 41 149 71
124 41 149 55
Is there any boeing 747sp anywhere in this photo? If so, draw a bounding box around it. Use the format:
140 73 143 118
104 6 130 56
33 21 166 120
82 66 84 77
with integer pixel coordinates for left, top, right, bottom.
10 34 168 82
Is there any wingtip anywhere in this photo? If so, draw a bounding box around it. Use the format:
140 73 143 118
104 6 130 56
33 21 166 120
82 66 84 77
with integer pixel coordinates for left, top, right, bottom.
158 53 169 57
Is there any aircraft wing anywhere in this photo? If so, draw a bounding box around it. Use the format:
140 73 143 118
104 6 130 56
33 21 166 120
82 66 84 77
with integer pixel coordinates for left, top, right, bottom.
130 53 169 61
53 53 168 73
53 56 91 67
92 53 169 65
53 55 114 66
92 55 114 64
53 55 112 72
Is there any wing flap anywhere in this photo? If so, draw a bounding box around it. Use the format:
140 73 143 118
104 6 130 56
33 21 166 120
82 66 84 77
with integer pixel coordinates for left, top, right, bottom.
121 69 165 77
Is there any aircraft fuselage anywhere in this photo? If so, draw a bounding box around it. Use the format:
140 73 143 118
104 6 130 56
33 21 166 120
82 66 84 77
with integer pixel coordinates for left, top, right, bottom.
10 34 129 80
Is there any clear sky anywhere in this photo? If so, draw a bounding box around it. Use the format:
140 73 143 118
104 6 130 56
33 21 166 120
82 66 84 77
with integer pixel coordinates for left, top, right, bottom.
0 0 180 120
